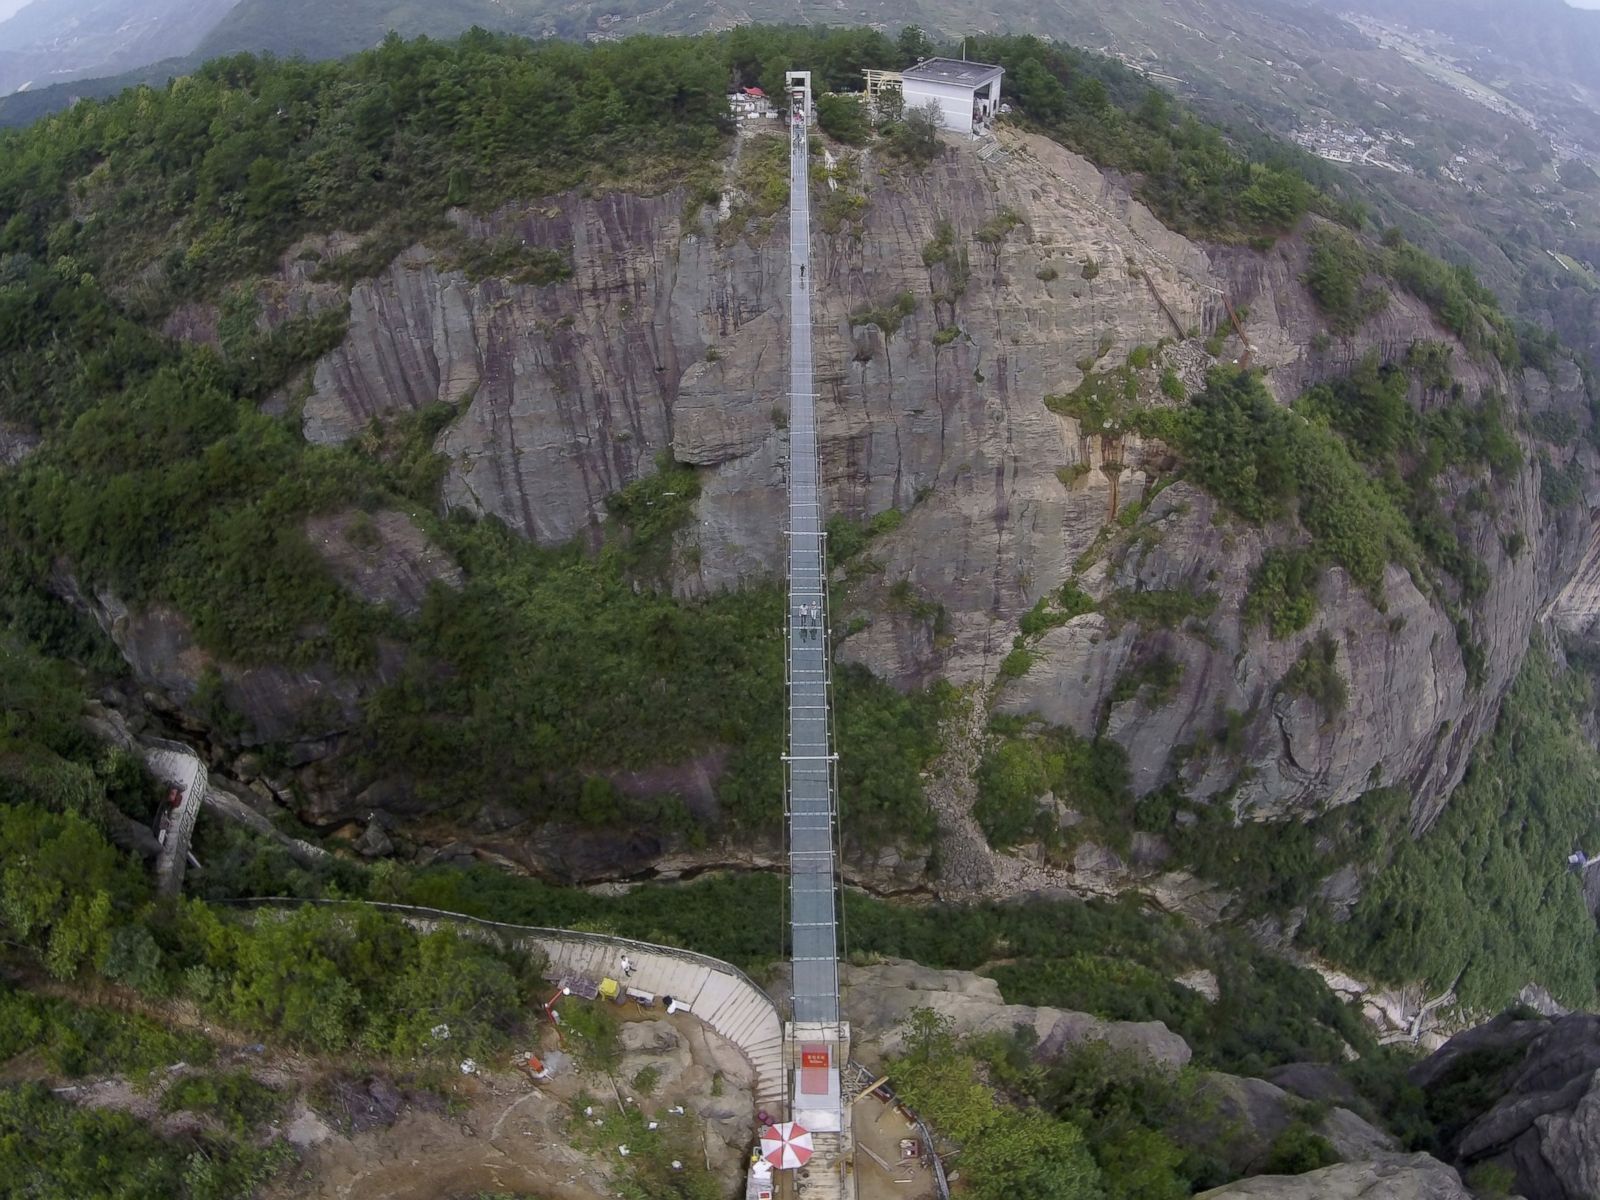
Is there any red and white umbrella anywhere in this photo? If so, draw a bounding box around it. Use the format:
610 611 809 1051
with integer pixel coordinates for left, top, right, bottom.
760 1121 814 1169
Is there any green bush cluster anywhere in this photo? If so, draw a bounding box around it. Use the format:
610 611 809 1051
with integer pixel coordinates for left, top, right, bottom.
1110 652 1184 707
162 1071 285 1137
1104 587 1217 628
1048 365 1141 434
892 1014 1103 1200
1540 453 1584 510
169 901 538 1056
1019 581 1098 638
1306 647 1600 1011
974 724 1131 849
816 93 870 145
1170 366 1417 595
0 1082 286 1200
0 984 214 1079
1303 227 1390 334
0 33 731 301
1280 632 1348 723
1384 237 1520 368
1243 548 1322 638
826 506 904 564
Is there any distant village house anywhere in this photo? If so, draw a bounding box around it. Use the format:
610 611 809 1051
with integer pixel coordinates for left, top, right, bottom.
728 86 776 120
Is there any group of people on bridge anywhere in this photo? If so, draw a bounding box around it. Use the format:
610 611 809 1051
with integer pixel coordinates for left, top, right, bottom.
795 602 823 641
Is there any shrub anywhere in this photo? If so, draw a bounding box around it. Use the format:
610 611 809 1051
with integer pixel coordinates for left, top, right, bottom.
0 986 213 1079
1259 1122 1339 1174
816 92 870 145
1281 632 1347 723
1111 652 1184 706
1104 588 1217 627
974 209 1022 246
998 646 1035 681
884 101 943 165
1540 454 1583 510
162 1071 284 1137
1037 265 1060 282
1243 548 1321 638
1303 227 1389 335
1171 367 1416 595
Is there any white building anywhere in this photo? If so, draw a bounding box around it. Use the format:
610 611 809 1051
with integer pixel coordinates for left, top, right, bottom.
900 57 1004 136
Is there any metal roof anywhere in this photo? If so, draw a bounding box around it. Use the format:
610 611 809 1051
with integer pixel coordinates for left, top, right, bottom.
901 57 1004 88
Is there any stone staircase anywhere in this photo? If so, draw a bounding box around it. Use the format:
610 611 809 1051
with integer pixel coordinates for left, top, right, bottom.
536 934 786 1111
142 739 208 897
795 1130 852 1200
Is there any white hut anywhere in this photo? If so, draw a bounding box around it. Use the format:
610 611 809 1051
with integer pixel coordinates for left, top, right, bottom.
900 58 1004 135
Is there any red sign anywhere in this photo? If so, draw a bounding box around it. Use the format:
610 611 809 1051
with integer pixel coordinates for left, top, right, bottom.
801 1048 829 1069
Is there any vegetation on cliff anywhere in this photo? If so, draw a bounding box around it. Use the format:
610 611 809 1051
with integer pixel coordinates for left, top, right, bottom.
1306 647 1600 1012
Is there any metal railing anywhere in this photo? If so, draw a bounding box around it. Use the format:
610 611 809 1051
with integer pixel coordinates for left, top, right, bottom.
783 69 844 1031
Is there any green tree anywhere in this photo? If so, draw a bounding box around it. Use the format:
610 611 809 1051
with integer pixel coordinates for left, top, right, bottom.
0 804 138 980
896 25 933 66
964 1108 1103 1200
817 93 870 144
886 101 943 165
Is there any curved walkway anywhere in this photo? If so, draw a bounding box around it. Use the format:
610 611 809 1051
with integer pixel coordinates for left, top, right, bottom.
142 738 208 897
220 897 786 1111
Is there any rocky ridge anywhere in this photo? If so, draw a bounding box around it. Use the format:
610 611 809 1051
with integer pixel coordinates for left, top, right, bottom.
93 123 1600 872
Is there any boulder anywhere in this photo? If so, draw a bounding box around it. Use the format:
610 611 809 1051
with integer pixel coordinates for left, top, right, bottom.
1265 1062 1360 1106
1187 1071 1395 1174
1416 1012 1600 1200
1195 1153 1472 1198
839 958 1192 1070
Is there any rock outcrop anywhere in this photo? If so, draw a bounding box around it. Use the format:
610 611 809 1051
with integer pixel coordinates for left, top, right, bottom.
1415 1010 1600 1200
1195 1153 1472 1199
276 124 1594 835
305 507 462 618
1194 1071 1397 1174
115 121 1593 859
0 421 39 467
837 957 1193 1069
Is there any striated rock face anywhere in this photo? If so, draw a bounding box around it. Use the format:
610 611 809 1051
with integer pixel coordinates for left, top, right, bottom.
991 233 1590 824
297 127 1217 617
1194 1153 1472 1199
993 482 1484 819
133 123 1595 840
1416 1011 1600 1200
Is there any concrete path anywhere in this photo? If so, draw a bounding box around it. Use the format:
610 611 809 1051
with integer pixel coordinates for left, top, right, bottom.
142 738 207 897
224 898 787 1112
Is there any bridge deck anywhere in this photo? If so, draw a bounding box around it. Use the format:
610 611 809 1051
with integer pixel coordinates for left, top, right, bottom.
785 77 840 1031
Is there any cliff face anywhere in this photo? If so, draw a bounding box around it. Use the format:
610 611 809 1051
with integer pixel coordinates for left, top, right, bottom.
1410 1010 1600 1200
140 125 1595 842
